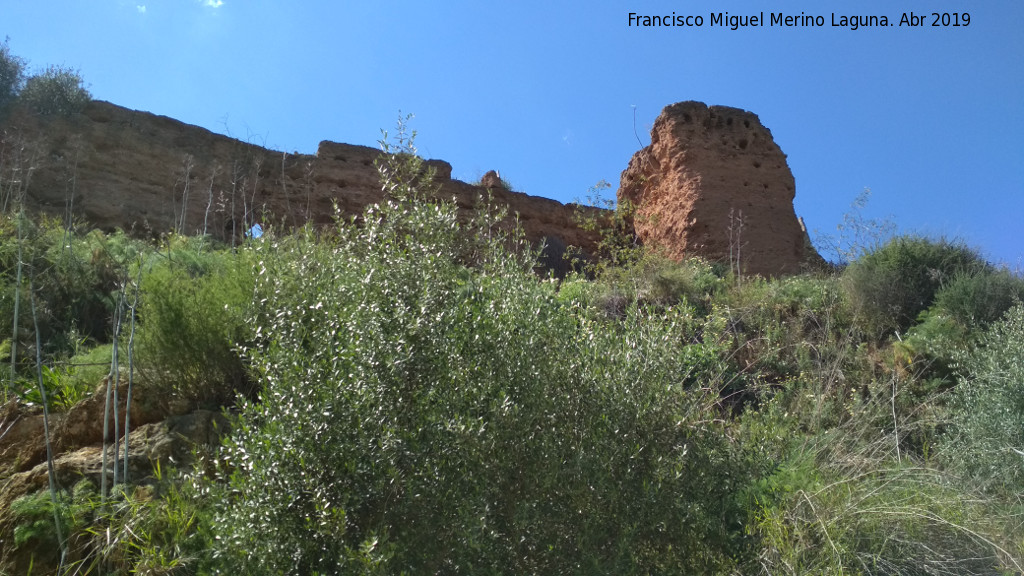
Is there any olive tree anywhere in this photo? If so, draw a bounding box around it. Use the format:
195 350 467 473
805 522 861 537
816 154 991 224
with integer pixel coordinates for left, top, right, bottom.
207 125 751 575
20 65 90 116
0 38 26 117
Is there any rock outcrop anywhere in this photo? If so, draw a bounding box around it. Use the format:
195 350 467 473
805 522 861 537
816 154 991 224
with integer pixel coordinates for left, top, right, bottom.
0 101 599 275
0 383 167 480
0 391 228 574
619 101 815 276
479 170 508 190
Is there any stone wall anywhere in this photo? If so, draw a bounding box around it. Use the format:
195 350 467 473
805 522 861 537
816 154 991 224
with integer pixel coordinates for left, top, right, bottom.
619 101 815 276
1 101 599 274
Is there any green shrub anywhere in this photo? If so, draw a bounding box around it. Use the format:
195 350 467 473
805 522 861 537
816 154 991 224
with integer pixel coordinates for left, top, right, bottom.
897 268 1023 394
9 482 96 570
12 490 67 550
29 342 117 411
592 254 725 319
16 363 90 411
8 472 211 574
723 273 850 393
554 274 594 309
208 134 752 575
944 303 1024 493
35 227 146 346
0 38 25 117
570 180 643 273
70 467 214 575
727 273 848 335
897 312 969 388
748 450 1017 574
931 268 1023 330
842 235 989 340
0 217 140 394
136 243 254 409
641 254 723 311
19 64 90 116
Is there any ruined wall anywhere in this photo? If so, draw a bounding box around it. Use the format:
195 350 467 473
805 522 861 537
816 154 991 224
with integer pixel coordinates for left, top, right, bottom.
2 100 598 272
619 101 815 276
3 99 819 277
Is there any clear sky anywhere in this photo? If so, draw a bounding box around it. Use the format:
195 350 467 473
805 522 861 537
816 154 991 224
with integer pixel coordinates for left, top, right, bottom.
4 0 1022 265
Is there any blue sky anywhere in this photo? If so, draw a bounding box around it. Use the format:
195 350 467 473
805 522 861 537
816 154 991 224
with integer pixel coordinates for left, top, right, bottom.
4 0 1022 265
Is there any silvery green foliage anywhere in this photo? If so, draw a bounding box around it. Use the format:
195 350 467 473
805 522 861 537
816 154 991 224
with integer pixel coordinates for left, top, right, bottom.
19 64 90 116
208 131 747 574
946 303 1024 492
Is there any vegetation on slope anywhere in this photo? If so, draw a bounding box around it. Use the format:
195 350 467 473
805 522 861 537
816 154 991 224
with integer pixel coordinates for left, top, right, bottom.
0 79 1021 572
0 39 90 120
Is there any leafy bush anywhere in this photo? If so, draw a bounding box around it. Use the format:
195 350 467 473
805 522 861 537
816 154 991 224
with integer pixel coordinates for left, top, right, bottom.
136 241 255 409
944 303 1024 493
0 216 139 398
8 482 97 572
895 311 968 390
640 254 723 310
931 268 1023 330
570 180 643 273
21 342 118 411
208 136 751 575
17 363 87 411
0 38 25 117
747 449 1017 574
11 489 70 551
70 466 214 575
842 235 989 340
8 472 212 575
33 227 146 346
723 273 851 394
554 274 594 308
894 267 1022 391
19 64 91 116
592 254 725 320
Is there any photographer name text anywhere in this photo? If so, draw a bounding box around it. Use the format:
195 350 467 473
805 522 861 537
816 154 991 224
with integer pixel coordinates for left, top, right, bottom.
627 11 970 31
